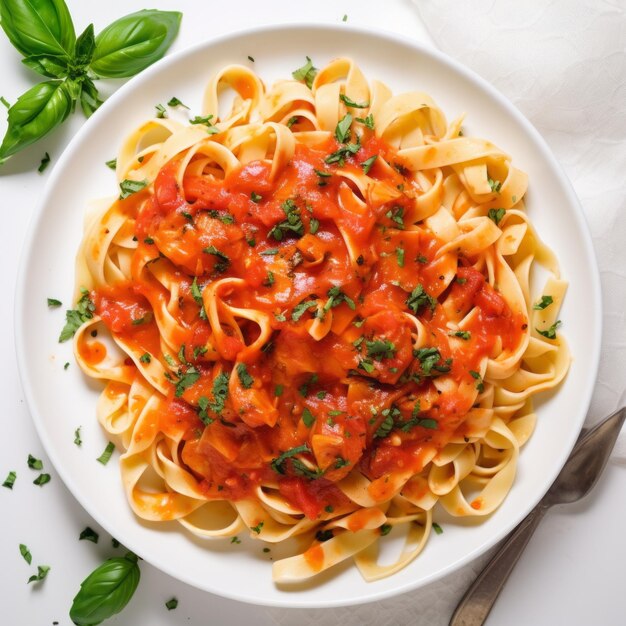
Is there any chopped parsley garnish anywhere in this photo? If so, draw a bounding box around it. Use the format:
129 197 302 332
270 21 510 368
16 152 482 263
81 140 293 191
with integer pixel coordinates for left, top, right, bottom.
339 94 369 109
362 154 378 174
260 248 279 256
406 284 437 315
292 56 318 89
358 359 375 374
33 473 51 486
165 598 178 611
269 199 304 241
74 427 82 446
191 277 207 320
19 544 32 564
488 178 502 193
155 103 167 118
0 95 10 108
324 285 356 315
274 384 284 397
395 246 405 267
324 505 334 513
263 271 275 287
374 412 394 438
334 457 350 469
302 407 316 428
38 152 51 173
432 522 444 535
139 352 151 364
144 236 154 244
119 179 148 200
236 363 254 389
79 527 99 543
59 288 95 342
47 298 62 307
366 339 396 361
105 158 117 170
274 312 287 322
334 113 353 143
298 373 318 397
385 205 405 229
167 97 189 109
286 116 298 128
325 141 360 166
414 347 452 377
537 320 562 339
2 471 16 489
309 218 320 235
27 455 43 470
250 192 262 203
131 314 150 326
291 299 318 322
449 330 471 340
206 373 229 415
380 524 392 536
247 55 255 62
314 168 332 186
230 536 241 544
342 13 348 22
28 565 51 584
203 245 230 272
355 113 375 129
488 208 506 225
189 114 219 134
251 521 264 534
399 402 438 432
270 444 311 474
470 370 485 393
533 295 554 310
96 442 115 465
417 254 428 264
197 397 213 426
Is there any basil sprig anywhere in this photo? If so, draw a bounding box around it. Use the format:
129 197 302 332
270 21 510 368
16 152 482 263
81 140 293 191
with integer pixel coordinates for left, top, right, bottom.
0 0 182 164
69 552 140 626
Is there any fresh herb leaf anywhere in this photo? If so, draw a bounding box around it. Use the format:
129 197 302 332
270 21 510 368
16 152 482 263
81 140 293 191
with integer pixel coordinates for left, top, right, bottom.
395 246 405 267
74 427 82 446
406 284 437 315
174 366 200 397
366 339 396 361
374 413 394 438
47 297 62 307
203 245 230 272
362 154 377 174
230 536 241 544
33 473 51 486
298 373 318 397
155 103 167 118
292 56 317 89
263 271 275 287
537 320 562 339
59 288 95 342
325 141 360 166
316 529 333 542
533 295 554 310
385 205 405 229
334 113 353 143
28 565 50 584
79 527 99 544
270 444 311 474
139 352 151 364
236 363 254 389
469 370 485 392
340 94 369 109
2 470 16 489
380 523 392 536
250 191 262 203
96 442 115 465
432 522 444 535
189 115 219 134
69 552 140 625
38 151 50 172
27 454 43 470
0 96 10 108
324 285 356 314
302 407 316 427
292 458 324 480
488 208 506 225
358 359 375 374
355 114 375 129
268 198 304 241
309 217 320 234
251 521 264 534
105 158 117 170
291 299 318 322
488 178 502 193
19 543 32 564
414 347 451 377
449 330 471 340
165 597 178 610
190 277 207 319
274 384 284 397
119 179 148 199
207 372 229 415
286 115 298 128
260 248 279 256
167 97 188 109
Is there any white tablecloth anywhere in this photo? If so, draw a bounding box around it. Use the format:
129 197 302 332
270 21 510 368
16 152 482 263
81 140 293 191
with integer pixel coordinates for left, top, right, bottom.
1 1 624 625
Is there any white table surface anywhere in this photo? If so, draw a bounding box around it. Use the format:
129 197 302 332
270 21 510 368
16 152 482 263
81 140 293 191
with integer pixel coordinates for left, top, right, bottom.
1 1 624 625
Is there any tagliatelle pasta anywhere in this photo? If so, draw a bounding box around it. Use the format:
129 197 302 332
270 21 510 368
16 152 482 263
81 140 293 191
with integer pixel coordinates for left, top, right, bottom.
71 58 570 583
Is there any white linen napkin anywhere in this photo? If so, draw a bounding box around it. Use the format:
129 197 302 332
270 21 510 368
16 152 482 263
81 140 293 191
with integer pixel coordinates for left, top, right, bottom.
266 3 625 624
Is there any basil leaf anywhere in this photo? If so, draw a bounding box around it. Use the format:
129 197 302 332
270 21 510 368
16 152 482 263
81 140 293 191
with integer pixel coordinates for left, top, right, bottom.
69 553 140 626
79 77 103 118
74 23 96 67
0 0 75 58
90 10 182 78
0 79 72 162
21 54 68 78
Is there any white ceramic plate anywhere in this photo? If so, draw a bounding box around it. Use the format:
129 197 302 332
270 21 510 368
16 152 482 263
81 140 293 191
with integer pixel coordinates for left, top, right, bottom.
15 24 601 608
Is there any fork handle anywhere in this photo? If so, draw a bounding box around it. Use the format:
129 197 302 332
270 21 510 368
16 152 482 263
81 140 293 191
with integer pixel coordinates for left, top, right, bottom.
449 504 547 626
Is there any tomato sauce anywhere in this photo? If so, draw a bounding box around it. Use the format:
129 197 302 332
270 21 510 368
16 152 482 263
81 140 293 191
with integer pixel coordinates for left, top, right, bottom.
93 134 525 518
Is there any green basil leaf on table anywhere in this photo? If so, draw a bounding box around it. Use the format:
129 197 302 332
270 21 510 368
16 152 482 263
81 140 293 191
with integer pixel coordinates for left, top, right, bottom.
69 552 140 626
21 54 69 78
74 23 96 67
90 10 182 78
0 80 72 162
0 0 75 58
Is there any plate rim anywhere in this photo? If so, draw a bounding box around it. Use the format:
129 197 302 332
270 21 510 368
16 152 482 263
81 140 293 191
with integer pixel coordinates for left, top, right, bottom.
14 21 602 608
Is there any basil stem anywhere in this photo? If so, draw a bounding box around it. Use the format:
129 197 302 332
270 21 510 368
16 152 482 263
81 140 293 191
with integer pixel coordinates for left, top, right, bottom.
79 77 103 118
90 10 182 78
0 0 75 58
69 552 140 626
0 80 72 162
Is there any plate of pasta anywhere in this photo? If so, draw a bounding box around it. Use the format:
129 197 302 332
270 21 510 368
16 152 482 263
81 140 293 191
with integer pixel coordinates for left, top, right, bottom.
16 24 600 607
